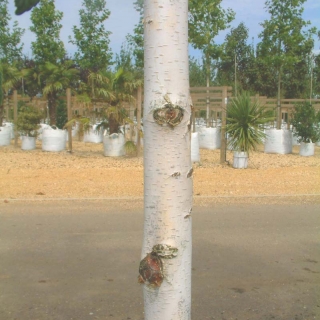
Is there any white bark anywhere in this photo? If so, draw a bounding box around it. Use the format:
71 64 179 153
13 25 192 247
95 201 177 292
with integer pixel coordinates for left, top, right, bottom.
141 0 192 319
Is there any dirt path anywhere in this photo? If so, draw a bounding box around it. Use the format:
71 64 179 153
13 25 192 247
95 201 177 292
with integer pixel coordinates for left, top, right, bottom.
1 141 320 204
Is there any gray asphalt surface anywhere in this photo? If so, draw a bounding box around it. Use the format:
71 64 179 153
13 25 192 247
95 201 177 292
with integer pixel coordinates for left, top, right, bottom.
0 200 319 320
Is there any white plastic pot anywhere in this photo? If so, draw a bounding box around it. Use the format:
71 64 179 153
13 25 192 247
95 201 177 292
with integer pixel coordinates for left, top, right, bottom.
42 126 67 152
233 151 248 169
292 134 300 146
191 132 200 162
299 142 315 156
83 124 103 143
198 127 221 150
264 129 292 154
0 125 11 146
4 122 14 139
37 123 51 141
103 133 125 157
21 136 36 150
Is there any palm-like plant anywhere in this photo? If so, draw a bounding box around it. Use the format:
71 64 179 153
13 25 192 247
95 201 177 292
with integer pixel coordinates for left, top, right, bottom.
39 60 79 126
103 67 140 134
0 66 3 126
225 92 273 154
0 62 21 126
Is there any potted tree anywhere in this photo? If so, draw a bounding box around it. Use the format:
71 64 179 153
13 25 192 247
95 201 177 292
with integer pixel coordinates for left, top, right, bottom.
291 102 320 156
15 105 43 150
0 63 21 146
225 92 273 168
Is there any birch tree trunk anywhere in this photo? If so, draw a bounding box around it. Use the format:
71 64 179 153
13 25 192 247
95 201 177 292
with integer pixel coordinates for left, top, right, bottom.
140 0 192 319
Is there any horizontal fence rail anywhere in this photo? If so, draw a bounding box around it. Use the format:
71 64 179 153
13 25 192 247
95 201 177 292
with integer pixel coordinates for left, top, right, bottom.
4 88 320 126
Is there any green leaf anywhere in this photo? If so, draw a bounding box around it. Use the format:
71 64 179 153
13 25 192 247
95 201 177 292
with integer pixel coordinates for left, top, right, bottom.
15 0 40 15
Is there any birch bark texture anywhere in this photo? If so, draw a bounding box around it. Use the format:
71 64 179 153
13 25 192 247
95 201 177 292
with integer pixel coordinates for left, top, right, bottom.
140 0 192 319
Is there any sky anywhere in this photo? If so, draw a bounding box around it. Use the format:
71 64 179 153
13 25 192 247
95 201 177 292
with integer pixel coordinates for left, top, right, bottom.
7 0 320 60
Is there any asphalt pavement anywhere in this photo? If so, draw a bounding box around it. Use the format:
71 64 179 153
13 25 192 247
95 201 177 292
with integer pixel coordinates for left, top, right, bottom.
0 200 319 320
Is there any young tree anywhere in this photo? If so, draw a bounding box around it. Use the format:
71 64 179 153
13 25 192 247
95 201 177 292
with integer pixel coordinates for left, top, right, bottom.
0 0 24 63
258 0 317 128
39 61 79 126
189 56 207 87
313 53 320 98
217 22 253 94
70 0 112 72
189 0 235 125
139 0 192 318
126 0 144 70
0 66 3 126
0 63 21 125
30 0 66 64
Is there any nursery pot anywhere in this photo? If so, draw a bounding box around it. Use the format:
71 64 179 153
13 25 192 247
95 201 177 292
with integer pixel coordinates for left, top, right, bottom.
198 127 221 150
299 142 315 157
0 125 11 146
191 132 200 163
264 129 292 154
21 135 36 150
37 123 51 141
42 126 67 152
103 133 125 157
83 124 103 143
233 151 248 169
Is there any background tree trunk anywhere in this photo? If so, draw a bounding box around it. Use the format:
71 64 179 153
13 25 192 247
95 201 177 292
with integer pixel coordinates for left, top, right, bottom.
48 93 57 126
141 0 192 319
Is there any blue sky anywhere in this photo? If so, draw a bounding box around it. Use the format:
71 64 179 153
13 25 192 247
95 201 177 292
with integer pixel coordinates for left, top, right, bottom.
7 0 320 59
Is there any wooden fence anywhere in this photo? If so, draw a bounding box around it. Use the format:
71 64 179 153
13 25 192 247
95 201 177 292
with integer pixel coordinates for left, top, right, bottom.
4 88 320 126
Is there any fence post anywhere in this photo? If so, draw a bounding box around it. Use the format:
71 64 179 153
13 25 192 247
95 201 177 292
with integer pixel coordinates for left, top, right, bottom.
13 90 18 147
220 86 227 164
67 88 72 153
136 86 142 156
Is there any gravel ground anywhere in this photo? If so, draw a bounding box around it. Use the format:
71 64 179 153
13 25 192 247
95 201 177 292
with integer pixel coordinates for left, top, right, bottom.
1 140 319 205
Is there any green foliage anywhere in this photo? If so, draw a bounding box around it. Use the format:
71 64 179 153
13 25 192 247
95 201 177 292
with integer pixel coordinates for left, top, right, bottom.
15 105 43 136
126 0 144 70
30 0 66 64
291 102 320 143
37 60 79 125
189 0 235 86
0 66 3 106
21 58 41 98
64 115 91 139
56 99 67 129
0 66 3 126
217 23 254 93
189 56 206 87
0 0 24 63
189 0 235 57
313 53 320 98
124 140 137 156
1 62 21 93
258 0 317 99
225 92 274 154
70 0 112 72
15 0 40 15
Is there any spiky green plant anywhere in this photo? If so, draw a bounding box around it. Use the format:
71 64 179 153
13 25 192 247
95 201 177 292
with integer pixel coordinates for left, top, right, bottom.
225 92 274 154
